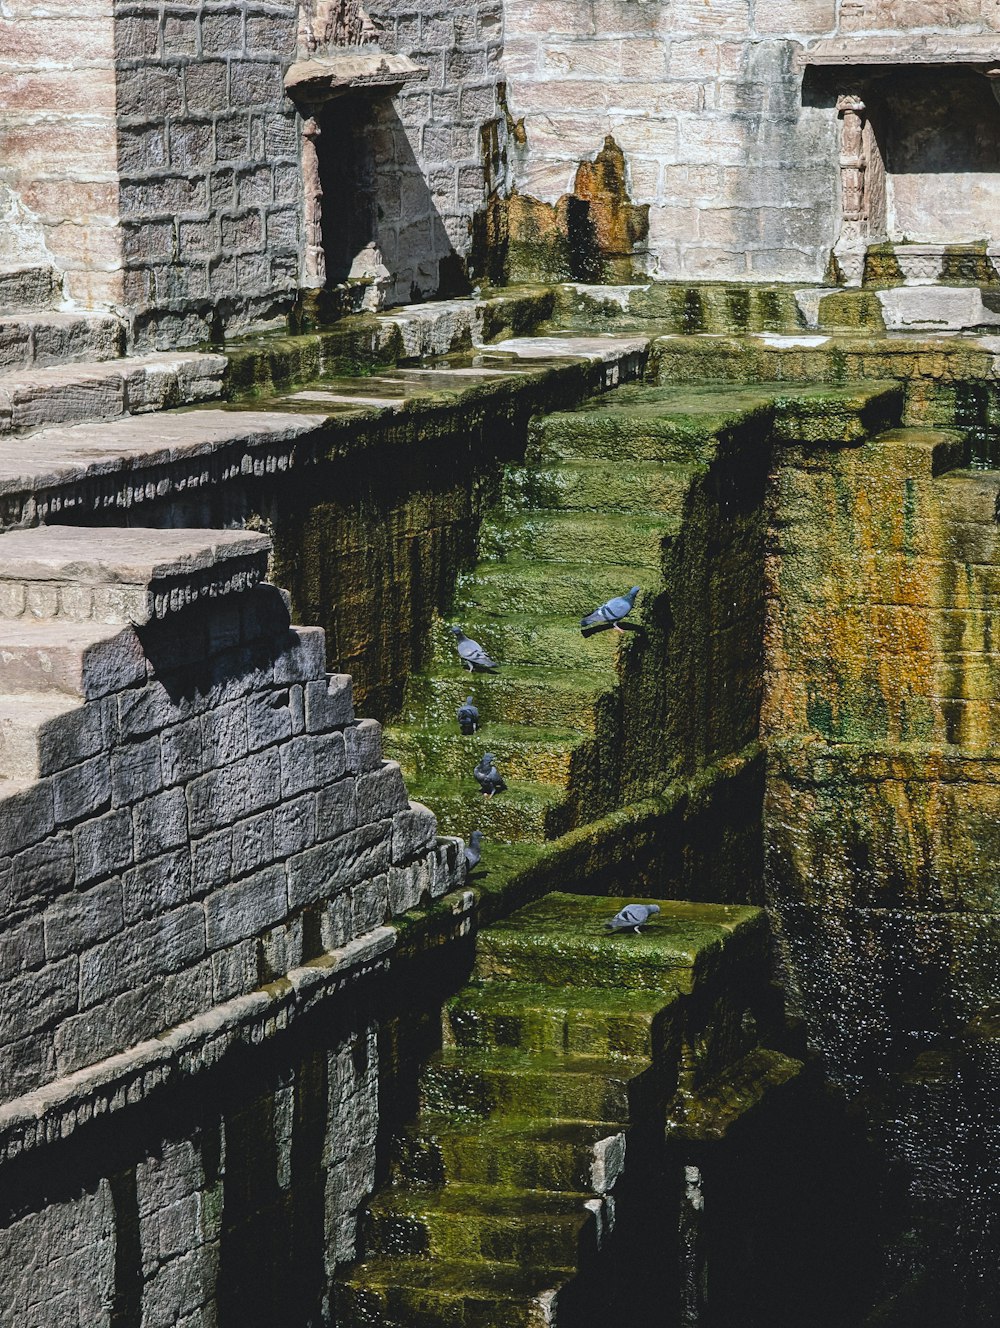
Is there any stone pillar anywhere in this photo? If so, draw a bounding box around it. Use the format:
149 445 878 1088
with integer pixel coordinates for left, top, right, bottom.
834 95 870 286
302 114 326 288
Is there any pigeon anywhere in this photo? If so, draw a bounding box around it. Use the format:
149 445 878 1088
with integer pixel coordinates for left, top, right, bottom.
605 903 661 933
464 830 483 873
451 626 498 672
457 695 479 735
581 587 641 634
473 752 507 797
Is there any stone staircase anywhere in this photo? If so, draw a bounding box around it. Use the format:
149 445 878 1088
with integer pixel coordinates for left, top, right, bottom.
386 378 907 900
337 890 770 1327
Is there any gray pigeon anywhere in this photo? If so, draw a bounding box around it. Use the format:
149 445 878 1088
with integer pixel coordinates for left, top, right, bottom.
451 626 498 672
457 695 479 735
605 903 660 933
464 830 483 873
581 587 640 634
473 753 506 797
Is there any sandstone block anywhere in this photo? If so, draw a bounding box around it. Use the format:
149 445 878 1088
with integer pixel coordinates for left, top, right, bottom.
245 687 294 750
111 737 164 807
391 802 437 861
9 831 75 910
160 719 203 787
279 731 347 798
388 858 432 916
344 719 382 773
0 916 44 980
316 778 358 842
231 808 274 878
0 957 77 1046
44 877 124 962
351 874 390 936
186 747 281 837
191 829 233 891
273 626 326 685
79 905 205 1007
200 700 248 767
73 808 134 884
204 864 288 949
304 674 354 733
55 976 165 1074
0 778 55 858
134 788 189 860
261 913 303 979
287 821 391 910
211 939 259 1003
123 849 193 923
357 762 409 823
274 793 316 858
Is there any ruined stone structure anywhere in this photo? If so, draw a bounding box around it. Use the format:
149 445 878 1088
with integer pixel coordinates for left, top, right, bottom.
5 2 1000 1327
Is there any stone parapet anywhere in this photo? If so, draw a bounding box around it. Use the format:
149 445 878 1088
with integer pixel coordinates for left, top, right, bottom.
0 526 271 625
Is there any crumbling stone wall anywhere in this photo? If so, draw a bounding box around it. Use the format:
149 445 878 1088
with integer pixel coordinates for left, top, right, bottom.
498 0 1000 282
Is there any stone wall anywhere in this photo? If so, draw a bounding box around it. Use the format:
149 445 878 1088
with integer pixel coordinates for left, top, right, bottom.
0 559 461 1108
114 0 303 347
0 0 121 306
362 0 509 302
497 0 1000 282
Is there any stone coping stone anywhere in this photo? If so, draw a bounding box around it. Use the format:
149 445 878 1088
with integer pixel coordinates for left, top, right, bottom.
0 526 271 623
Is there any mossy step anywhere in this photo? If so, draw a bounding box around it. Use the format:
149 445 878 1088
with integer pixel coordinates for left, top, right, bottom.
386 724 585 786
364 1185 598 1265
394 1116 625 1191
337 1257 575 1328
768 381 903 444
500 458 700 515
455 560 655 617
430 612 635 673
554 282 804 335
474 891 766 996
445 981 679 1060
479 509 676 567
405 775 570 843
401 667 612 733
419 1047 659 1124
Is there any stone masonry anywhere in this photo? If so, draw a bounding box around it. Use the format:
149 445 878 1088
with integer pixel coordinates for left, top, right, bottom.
0 526 463 1110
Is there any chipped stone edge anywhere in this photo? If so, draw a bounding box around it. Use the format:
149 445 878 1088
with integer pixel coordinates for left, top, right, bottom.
0 886 476 1166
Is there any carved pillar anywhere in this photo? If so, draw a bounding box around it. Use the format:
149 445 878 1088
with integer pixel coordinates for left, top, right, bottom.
837 94 868 245
301 114 325 287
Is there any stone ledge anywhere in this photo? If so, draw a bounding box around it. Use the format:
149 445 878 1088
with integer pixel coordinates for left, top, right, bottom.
0 526 272 624
0 883 476 1167
284 50 428 102
797 34 1000 68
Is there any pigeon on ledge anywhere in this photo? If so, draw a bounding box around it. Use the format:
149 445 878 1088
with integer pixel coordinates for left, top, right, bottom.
473 753 506 797
451 627 498 672
457 695 479 735
605 903 660 933
581 587 640 634
464 830 483 873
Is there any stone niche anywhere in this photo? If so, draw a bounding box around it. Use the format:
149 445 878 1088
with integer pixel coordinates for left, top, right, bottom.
801 44 1000 284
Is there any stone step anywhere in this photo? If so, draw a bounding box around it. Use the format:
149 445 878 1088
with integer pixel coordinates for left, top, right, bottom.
363 1185 599 1266
0 409 318 532
444 982 678 1061
404 774 570 843
419 1046 658 1124
0 313 124 372
0 350 226 436
394 1117 625 1192
553 282 805 335
337 1256 578 1328
479 510 675 567
0 618 143 698
386 723 584 786
0 691 82 780
431 612 636 673
0 527 271 625
455 561 654 617
0 263 58 314
501 458 697 516
401 666 611 733
474 892 765 997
